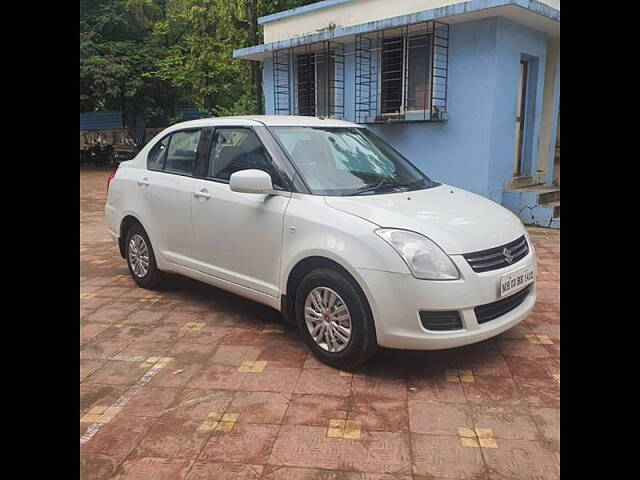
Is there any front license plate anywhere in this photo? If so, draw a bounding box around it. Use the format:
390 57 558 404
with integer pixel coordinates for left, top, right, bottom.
499 264 535 298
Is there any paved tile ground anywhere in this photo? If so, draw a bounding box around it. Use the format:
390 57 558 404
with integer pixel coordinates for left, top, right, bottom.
81 167 560 479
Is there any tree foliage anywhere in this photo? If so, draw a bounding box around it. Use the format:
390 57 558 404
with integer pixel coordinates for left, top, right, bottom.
80 0 318 127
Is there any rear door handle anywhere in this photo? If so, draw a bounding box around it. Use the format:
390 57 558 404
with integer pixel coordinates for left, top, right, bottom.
193 189 211 200
137 177 150 187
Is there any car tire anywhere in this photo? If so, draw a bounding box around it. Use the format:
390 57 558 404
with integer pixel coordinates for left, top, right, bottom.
295 268 377 370
125 224 164 289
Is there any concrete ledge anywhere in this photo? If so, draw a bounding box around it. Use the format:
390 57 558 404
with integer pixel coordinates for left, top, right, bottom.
234 0 560 60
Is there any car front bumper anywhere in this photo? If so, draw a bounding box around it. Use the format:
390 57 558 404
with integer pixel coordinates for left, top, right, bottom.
356 250 537 350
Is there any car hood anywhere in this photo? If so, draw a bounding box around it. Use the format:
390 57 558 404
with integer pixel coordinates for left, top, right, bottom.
324 184 525 254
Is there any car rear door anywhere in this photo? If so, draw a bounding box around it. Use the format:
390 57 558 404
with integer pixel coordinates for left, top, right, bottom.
189 126 292 297
135 127 209 268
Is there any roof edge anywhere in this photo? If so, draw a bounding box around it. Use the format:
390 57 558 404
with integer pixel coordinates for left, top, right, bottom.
235 0 559 60
258 0 355 25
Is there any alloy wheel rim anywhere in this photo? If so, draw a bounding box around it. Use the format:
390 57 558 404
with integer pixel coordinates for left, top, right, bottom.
128 234 150 278
304 287 352 353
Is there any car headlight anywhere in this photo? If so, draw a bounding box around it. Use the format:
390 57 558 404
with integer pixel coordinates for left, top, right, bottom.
375 228 460 280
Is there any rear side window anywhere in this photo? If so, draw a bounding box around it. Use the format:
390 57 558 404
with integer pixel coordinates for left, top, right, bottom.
147 129 201 176
147 135 169 171
165 130 201 176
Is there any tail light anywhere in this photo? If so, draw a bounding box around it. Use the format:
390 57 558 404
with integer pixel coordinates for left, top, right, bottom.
107 169 117 193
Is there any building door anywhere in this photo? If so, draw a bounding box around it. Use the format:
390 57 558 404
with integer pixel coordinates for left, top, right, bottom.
553 105 560 186
514 60 528 176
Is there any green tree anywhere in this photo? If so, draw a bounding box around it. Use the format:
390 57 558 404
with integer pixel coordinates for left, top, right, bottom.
80 0 321 125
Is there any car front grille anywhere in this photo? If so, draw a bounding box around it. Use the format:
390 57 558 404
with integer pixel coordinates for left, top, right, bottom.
475 286 531 324
463 235 529 273
419 310 463 331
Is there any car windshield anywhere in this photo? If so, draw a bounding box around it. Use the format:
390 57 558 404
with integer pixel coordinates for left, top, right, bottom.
269 126 439 196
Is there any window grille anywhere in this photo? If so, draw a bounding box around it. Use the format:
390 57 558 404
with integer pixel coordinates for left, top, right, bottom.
355 21 449 123
272 41 345 118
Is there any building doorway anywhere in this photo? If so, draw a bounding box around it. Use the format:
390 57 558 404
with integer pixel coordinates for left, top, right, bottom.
553 105 560 186
514 59 528 176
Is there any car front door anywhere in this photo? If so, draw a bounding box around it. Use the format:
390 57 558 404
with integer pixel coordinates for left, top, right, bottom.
137 128 207 267
189 126 292 298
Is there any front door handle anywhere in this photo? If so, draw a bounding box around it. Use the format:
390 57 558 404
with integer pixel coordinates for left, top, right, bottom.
137 177 150 187
193 189 211 200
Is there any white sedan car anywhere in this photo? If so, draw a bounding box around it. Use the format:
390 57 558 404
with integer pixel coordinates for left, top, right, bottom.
106 115 536 369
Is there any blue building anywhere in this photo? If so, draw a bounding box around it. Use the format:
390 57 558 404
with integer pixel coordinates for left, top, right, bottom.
234 0 560 228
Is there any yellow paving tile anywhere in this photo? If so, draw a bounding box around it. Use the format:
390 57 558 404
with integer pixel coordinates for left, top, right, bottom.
457 427 476 438
238 360 267 373
475 428 494 438
525 334 554 345
459 369 475 383
180 322 205 331
197 412 238 433
326 419 362 439
327 419 346 438
460 437 480 448
458 426 498 448
448 369 474 383
479 437 499 448
343 420 362 439
80 405 123 424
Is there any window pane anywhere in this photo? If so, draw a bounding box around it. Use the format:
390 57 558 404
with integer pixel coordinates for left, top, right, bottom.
147 135 170 171
209 128 281 187
316 51 335 117
165 130 200 176
296 52 335 117
380 36 404 114
407 34 431 111
296 54 316 116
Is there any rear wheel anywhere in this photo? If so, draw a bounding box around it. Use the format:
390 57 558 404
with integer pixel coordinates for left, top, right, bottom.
295 268 377 369
125 224 163 289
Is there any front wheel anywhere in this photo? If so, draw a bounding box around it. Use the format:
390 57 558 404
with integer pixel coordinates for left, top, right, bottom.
295 268 377 370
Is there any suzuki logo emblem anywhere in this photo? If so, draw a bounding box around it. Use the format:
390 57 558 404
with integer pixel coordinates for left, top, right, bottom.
503 247 514 264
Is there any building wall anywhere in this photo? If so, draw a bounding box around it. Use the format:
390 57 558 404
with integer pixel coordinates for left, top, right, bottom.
263 16 552 204
486 17 548 201
262 0 560 43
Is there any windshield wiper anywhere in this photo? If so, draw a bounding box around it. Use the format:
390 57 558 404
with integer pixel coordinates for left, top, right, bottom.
346 180 409 196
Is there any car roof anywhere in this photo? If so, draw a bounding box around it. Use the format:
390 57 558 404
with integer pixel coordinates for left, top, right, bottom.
164 115 360 130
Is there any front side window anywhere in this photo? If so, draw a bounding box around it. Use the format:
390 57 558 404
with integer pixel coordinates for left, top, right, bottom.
208 128 284 188
271 126 438 196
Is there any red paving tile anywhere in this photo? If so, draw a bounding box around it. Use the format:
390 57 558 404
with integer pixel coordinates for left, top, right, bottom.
80 168 559 478
198 423 280 464
269 425 344 470
229 391 291 424
283 394 348 427
130 414 209 460
185 462 263 479
112 457 193 480
481 439 560 480
411 434 488 479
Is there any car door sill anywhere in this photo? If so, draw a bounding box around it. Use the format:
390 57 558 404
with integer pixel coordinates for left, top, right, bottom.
164 260 281 310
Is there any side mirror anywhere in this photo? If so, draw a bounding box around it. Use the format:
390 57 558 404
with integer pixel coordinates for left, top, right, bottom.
229 169 274 194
